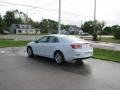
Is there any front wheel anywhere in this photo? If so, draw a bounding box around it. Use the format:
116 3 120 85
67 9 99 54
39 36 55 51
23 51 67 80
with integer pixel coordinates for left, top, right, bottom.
27 47 34 57
54 52 65 64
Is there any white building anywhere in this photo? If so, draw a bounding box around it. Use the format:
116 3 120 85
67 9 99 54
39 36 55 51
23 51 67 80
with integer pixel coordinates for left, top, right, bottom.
60 26 84 35
68 26 81 34
60 29 69 34
9 24 40 34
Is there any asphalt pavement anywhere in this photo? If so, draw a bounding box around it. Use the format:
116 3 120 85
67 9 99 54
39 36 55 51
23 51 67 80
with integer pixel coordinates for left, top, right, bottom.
92 42 120 51
0 47 120 90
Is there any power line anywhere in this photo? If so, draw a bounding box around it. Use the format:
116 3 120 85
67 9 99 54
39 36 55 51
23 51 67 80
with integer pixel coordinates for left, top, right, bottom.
0 1 85 17
0 1 58 11
40 0 68 7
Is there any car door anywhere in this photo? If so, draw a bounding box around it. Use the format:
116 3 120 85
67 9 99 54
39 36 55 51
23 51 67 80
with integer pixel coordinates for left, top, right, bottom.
35 36 49 56
46 36 59 58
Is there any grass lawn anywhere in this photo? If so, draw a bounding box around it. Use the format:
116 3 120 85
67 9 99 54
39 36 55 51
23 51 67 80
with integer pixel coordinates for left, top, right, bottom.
93 48 120 62
0 39 30 48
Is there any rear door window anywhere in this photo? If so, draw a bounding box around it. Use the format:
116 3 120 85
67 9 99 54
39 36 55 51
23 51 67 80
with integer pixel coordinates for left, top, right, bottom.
48 36 59 43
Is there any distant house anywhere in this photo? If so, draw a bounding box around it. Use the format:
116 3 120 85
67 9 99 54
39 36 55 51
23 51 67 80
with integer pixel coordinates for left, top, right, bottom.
60 26 85 35
60 29 69 34
9 24 40 34
79 30 84 35
68 26 81 34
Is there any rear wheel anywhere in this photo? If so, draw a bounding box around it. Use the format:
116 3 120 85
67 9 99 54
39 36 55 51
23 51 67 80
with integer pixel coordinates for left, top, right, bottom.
27 47 34 57
75 60 84 65
54 51 65 64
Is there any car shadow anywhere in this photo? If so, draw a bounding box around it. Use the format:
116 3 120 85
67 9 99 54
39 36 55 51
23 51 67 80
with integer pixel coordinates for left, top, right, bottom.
60 62 91 76
27 56 91 76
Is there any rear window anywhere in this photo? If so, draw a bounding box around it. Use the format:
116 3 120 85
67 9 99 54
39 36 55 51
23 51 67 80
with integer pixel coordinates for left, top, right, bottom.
64 36 83 42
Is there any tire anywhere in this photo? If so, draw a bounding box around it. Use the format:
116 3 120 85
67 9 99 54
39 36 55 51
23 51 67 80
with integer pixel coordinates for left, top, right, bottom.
75 60 84 65
27 47 34 57
54 51 65 64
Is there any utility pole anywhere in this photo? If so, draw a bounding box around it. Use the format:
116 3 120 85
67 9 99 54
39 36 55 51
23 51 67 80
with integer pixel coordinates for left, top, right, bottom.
93 0 98 41
58 0 61 34
26 9 28 35
93 0 96 33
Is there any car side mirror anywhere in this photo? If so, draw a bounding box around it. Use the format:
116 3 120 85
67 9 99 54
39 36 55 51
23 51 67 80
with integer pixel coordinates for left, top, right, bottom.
35 40 38 43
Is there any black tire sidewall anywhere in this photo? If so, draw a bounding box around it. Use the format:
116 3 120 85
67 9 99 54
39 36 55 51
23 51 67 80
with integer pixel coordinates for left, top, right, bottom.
27 47 33 57
54 52 65 64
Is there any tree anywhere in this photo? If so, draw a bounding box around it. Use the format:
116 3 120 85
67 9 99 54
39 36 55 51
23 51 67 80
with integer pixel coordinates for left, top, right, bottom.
61 24 71 30
81 20 106 41
111 25 119 32
3 9 27 28
97 21 105 32
101 26 112 35
39 19 49 33
3 11 16 27
39 19 59 34
81 21 94 34
12 9 26 24
0 15 6 33
113 29 120 39
81 20 105 34
111 25 120 39
97 21 105 40
28 18 35 27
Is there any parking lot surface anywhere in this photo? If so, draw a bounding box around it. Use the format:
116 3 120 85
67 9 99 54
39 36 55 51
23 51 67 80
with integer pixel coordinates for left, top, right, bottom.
0 47 120 90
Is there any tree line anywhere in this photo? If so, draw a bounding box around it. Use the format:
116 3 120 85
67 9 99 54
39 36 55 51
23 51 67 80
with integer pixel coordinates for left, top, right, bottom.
0 9 120 39
81 21 120 39
0 9 72 34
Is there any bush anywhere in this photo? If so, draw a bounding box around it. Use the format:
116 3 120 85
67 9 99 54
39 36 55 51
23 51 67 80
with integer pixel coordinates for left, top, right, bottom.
113 29 120 39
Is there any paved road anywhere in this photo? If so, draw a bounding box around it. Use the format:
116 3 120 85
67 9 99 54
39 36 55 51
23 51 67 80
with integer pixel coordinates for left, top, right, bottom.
0 47 120 90
92 42 120 51
0 35 38 40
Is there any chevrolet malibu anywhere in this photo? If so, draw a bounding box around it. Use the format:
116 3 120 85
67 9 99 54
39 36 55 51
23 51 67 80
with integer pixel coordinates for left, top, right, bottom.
27 35 93 64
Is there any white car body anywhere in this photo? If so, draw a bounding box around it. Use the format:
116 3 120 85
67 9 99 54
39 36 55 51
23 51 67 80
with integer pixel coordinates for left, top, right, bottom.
27 34 93 62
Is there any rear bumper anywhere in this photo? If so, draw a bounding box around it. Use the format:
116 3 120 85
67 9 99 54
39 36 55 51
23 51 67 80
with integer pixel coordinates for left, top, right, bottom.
73 56 93 61
64 50 93 61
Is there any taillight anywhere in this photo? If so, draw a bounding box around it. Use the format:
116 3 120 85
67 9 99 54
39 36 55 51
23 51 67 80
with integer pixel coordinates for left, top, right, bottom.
90 44 92 47
71 44 82 49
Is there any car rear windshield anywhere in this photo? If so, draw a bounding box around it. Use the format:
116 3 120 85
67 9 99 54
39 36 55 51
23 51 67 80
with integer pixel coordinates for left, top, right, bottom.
64 36 83 42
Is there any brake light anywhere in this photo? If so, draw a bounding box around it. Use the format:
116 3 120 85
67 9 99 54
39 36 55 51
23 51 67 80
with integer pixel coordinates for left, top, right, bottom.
90 44 92 47
71 44 82 49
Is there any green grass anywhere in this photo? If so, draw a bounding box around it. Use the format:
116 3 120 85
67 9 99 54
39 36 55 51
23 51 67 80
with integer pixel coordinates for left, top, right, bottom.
0 38 14 40
93 48 120 62
0 39 30 48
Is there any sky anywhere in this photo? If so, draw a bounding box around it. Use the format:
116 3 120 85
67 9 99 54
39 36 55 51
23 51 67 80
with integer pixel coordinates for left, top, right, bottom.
0 0 120 26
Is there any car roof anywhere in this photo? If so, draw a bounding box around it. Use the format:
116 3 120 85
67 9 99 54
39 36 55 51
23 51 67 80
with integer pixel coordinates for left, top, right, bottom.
40 34 88 43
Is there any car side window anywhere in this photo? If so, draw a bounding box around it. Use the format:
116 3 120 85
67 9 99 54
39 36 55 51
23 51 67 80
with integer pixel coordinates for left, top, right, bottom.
37 36 48 43
48 36 59 43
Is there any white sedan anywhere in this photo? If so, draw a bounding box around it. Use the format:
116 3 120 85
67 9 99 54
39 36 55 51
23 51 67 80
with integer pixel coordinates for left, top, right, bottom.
27 34 93 64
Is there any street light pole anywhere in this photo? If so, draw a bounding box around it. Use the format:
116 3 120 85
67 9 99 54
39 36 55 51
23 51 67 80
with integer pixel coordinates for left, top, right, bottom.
26 9 28 35
93 0 96 33
58 0 61 34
